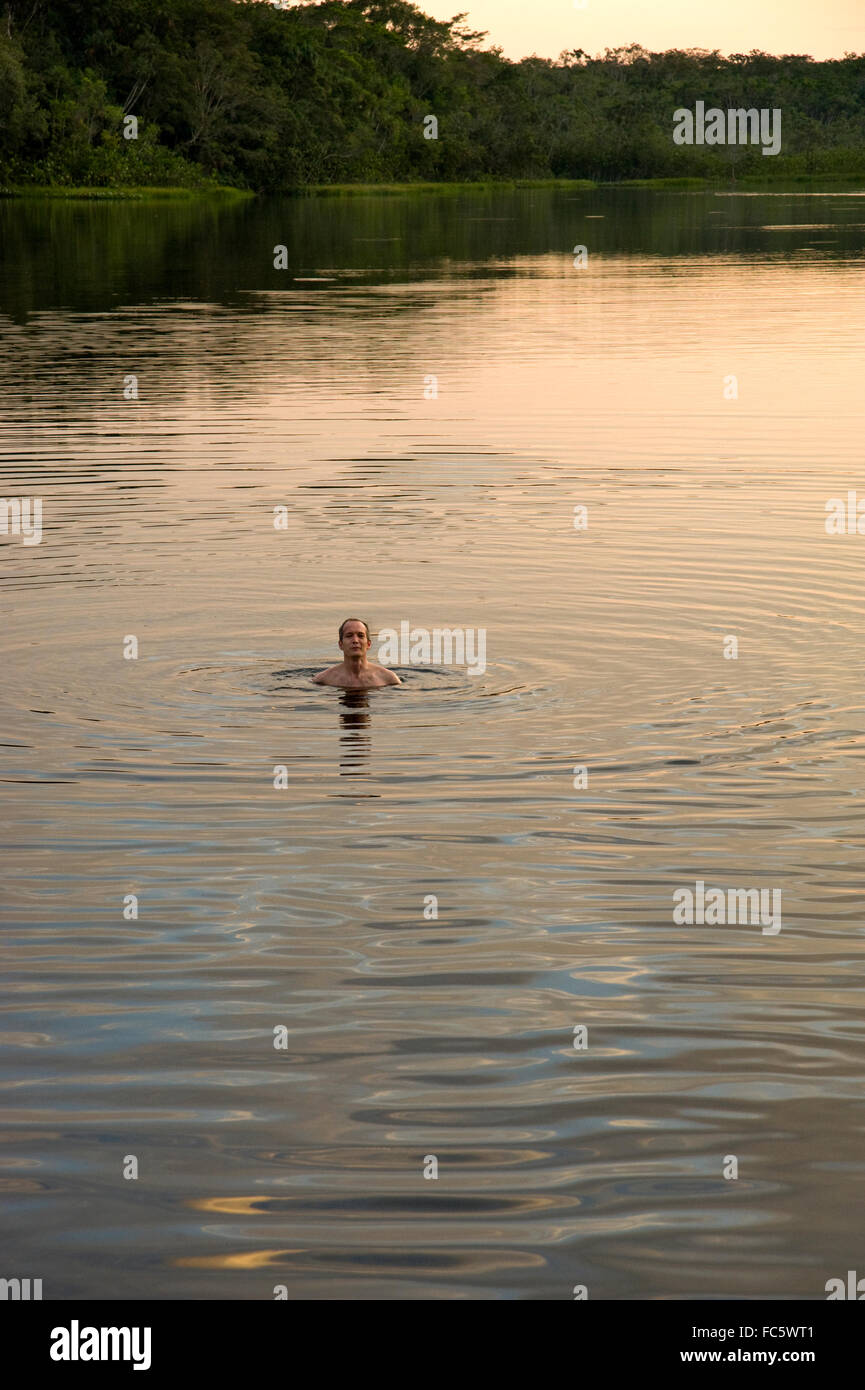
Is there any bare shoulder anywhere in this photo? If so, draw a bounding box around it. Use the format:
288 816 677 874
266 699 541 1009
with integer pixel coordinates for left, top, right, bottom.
376 666 402 686
312 665 341 685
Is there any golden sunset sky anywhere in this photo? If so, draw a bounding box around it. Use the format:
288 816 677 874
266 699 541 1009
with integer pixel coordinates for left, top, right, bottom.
419 0 865 61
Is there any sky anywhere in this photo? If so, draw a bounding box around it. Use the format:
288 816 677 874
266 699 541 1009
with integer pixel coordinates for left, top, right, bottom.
418 0 865 62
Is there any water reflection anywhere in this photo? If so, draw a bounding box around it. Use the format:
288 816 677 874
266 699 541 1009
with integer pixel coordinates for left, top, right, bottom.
1 188 864 1300
338 689 372 777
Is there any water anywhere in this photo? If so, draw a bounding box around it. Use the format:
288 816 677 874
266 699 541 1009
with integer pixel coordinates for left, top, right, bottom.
1 187 864 1300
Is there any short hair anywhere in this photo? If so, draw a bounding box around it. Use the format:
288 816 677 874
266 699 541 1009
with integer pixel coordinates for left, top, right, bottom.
339 617 370 643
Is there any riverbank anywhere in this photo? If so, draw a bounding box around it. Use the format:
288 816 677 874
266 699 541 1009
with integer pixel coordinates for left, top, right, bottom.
288 173 865 195
0 184 254 201
2 174 862 201
297 177 708 195
297 179 598 196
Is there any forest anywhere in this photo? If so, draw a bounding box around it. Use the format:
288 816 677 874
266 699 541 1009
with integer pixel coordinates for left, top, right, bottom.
2 0 865 190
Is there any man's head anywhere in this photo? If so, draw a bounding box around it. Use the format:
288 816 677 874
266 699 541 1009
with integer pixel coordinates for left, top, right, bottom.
338 618 371 655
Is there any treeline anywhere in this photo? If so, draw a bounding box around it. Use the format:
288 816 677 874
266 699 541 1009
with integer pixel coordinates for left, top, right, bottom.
2 0 865 190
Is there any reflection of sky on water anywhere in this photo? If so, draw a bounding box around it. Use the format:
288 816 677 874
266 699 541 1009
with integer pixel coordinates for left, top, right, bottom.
1 188 864 1299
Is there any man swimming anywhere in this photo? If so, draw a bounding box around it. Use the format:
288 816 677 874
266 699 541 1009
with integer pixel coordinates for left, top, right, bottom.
313 618 402 689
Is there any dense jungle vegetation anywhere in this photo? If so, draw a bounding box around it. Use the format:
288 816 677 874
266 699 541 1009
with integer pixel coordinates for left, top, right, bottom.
2 0 864 190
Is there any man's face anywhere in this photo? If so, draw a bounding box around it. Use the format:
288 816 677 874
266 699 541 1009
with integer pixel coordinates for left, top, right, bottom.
340 622 370 657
